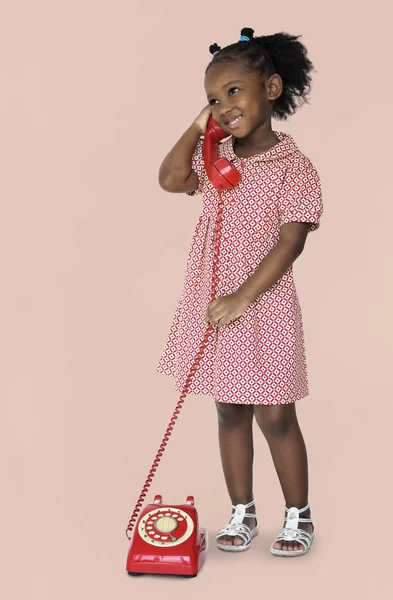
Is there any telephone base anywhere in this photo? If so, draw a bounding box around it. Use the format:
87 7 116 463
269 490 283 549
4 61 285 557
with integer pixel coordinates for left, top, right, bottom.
126 495 207 577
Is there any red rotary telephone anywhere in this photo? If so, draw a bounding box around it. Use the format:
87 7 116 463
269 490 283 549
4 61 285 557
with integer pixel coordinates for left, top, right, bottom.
125 116 241 578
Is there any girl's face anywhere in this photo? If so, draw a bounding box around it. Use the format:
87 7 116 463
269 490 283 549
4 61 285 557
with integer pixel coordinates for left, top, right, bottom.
204 60 282 139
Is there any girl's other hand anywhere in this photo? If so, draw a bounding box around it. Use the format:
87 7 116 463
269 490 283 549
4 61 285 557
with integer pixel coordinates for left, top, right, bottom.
205 291 250 329
193 104 212 134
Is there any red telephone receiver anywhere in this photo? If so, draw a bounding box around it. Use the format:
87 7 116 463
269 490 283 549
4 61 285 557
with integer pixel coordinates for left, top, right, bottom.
125 115 241 579
203 115 241 190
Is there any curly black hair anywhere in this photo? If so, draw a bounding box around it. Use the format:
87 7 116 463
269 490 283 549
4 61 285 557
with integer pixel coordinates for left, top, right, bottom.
207 27 315 120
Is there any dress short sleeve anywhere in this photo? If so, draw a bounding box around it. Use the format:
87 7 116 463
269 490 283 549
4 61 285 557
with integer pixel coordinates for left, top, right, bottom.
279 157 323 232
185 136 207 196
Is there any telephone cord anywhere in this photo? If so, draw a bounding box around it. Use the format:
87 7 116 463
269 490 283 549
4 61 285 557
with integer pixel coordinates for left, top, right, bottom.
125 190 225 540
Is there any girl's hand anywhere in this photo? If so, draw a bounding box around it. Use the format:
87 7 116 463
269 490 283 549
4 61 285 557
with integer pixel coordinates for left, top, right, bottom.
193 104 212 135
205 291 250 329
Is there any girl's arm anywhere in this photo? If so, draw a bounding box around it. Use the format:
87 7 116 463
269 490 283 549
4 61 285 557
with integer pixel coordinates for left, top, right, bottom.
236 223 310 304
158 123 201 193
158 105 212 194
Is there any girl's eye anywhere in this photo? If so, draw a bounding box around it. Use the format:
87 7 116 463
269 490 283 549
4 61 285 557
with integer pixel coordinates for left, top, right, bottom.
208 87 239 106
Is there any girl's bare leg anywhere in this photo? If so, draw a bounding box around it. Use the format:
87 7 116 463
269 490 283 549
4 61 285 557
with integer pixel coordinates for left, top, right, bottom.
215 402 257 546
253 403 314 552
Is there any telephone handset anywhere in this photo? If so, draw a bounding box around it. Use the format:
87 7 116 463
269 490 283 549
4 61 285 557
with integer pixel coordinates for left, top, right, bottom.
203 115 241 190
125 115 241 578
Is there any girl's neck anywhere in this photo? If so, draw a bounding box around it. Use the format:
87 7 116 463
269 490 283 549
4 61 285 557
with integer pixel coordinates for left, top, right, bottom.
233 120 280 158
233 132 280 158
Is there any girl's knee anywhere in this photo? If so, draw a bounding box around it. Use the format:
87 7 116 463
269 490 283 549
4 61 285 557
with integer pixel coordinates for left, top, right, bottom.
254 404 297 438
215 401 254 427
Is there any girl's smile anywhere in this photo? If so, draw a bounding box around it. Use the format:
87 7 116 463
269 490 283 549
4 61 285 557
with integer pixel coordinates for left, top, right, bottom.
226 114 243 129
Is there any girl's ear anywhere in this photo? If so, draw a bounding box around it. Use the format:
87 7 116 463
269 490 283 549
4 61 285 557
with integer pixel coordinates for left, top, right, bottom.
267 74 283 101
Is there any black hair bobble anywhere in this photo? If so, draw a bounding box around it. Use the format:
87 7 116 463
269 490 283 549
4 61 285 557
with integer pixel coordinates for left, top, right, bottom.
240 27 255 40
209 43 222 55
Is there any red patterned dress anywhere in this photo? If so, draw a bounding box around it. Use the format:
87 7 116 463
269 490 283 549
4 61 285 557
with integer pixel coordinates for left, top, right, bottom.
156 132 323 405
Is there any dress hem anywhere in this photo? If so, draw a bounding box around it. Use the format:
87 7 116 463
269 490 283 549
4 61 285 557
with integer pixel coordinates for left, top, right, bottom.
156 366 310 405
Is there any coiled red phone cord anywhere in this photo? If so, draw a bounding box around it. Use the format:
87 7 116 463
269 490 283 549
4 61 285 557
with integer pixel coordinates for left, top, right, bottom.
125 190 225 540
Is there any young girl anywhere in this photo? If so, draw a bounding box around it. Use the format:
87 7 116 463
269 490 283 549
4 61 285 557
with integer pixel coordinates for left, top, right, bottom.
156 27 323 557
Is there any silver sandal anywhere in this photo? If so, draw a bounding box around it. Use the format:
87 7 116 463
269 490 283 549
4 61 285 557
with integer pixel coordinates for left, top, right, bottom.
216 496 258 552
270 503 314 557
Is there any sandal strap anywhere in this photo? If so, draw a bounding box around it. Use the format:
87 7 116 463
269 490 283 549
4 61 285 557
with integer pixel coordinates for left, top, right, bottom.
231 494 255 511
285 517 313 524
285 503 309 513
274 527 313 549
281 527 313 540
216 522 253 545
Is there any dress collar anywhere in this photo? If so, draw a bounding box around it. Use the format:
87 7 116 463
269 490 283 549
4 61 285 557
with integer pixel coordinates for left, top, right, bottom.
219 131 299 163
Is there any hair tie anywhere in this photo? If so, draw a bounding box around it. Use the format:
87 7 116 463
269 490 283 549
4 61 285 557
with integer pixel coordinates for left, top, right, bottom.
239 35 251 42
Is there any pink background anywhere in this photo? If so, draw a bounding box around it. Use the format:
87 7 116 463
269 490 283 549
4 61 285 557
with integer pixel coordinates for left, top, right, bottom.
1 1 391 598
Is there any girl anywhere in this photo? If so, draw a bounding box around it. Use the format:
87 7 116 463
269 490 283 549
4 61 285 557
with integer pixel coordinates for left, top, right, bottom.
156 27 323 557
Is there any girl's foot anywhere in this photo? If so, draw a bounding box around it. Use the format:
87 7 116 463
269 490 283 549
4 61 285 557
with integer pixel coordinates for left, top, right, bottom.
271 504 314 555
219 508 257 547
216 496 258 550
